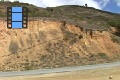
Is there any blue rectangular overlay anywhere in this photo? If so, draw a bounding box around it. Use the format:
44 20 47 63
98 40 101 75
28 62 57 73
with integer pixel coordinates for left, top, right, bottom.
7 7 28 29
12 7 22 28
12 7 22 12
12 13 22 21
12 22 22 28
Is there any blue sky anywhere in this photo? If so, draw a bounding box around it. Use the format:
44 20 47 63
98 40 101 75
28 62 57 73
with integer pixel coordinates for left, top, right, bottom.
8 0 120 13
102 0 120 13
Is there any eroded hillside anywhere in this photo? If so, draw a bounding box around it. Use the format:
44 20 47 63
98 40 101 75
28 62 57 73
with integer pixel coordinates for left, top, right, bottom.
0 19 120 71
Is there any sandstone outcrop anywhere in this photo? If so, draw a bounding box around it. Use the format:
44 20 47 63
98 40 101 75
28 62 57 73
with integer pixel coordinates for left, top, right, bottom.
0 19 120 71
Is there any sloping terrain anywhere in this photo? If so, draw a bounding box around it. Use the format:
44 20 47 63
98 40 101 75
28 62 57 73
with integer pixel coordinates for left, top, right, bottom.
0 1 120 71
0 19 120 71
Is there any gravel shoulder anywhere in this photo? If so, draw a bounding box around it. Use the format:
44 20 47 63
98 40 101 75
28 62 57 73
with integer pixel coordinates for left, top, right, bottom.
0 62 120 80
0 66 120 80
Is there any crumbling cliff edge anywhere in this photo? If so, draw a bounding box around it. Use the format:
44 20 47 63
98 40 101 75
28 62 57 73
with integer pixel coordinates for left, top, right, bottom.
0 19 120 71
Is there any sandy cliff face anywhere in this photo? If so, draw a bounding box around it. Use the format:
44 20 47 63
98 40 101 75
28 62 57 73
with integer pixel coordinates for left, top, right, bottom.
0 19 120 71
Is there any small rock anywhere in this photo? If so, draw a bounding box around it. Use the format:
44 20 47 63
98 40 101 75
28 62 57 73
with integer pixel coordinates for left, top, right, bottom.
109 76 113 79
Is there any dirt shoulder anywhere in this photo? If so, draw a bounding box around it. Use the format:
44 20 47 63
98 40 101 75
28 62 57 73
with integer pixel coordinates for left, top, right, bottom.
0 66 120 80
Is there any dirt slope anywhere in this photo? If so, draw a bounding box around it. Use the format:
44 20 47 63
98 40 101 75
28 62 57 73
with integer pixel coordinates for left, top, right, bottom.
0 19 120 71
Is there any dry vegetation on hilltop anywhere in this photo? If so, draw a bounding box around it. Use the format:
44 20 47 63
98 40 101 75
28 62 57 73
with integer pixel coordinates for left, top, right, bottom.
0 1 120 30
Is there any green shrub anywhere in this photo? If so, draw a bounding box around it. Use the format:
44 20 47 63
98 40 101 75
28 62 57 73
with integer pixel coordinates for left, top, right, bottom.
9 41 19 54
69 37 77 45
40 55 47 61
111 34 120 44
63 37 69 41
97 53 107 59
46 7 53 12
24 65 32 70
107 19 120 30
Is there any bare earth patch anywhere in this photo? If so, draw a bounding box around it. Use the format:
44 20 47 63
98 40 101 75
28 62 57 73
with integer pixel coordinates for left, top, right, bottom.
0 66 120 80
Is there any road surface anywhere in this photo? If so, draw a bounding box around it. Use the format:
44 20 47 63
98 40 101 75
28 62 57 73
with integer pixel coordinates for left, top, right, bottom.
0 61 120 77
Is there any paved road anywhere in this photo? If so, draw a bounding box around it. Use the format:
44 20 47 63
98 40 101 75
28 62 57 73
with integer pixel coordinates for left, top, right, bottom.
0 61 120 77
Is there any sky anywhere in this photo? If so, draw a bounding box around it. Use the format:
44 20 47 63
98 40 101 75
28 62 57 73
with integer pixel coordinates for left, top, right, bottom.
7 0 120 13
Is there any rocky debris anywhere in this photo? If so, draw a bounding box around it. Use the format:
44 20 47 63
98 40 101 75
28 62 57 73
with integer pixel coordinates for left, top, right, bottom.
109 76 113 79
0 20 120 71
